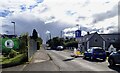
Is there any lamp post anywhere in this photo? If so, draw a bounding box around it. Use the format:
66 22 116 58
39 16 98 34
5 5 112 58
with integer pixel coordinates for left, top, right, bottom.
49 33 51 40
11 21 15 35
60 30 63 38
76 24 80 30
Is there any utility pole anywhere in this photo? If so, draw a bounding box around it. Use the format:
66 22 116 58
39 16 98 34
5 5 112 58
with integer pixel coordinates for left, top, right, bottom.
76 24 80 30
49 33 51 40
60 30 63 38
11 21 15 35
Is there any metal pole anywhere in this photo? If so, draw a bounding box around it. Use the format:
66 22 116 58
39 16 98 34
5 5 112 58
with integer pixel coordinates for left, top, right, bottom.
61 31 62 38
11 21 15 35
76 24 79 30
49 33 51 40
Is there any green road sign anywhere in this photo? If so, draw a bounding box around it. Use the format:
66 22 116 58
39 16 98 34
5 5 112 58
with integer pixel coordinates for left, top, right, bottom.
1 38 19 53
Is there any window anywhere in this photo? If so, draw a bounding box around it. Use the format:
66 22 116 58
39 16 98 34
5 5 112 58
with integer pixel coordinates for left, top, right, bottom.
95 38 97 42
107 38 110 40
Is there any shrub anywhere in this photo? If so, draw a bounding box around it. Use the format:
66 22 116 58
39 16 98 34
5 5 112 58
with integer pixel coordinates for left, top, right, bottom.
8 49 18 58
2 54 27 68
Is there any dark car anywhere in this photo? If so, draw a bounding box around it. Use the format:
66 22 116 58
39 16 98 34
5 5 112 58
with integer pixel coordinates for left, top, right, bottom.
56 46 64 51
108 50 120 66
83 47 106 61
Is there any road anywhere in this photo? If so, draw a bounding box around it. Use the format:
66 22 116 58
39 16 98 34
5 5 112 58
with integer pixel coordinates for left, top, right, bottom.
47 50 120 72
2 48 120 72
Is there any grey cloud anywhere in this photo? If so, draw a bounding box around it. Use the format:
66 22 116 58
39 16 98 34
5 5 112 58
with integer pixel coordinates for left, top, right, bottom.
3 14 72 43
92 5 118 24
76 16 86 22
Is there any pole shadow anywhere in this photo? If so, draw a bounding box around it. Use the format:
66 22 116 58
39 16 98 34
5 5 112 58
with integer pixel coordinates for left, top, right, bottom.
63 58 75 61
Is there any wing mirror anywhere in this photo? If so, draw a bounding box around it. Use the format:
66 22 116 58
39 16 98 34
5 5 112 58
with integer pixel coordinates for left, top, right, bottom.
117 50 120 53
85 51 88 53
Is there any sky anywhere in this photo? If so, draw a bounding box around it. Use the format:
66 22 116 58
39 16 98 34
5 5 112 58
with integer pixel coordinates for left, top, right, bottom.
0 0 119 43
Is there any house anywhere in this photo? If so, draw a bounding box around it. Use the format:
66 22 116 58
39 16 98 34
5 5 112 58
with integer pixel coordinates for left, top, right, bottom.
100 33 120 51
1 34 17 38
78 32 105 51
77 32 120 52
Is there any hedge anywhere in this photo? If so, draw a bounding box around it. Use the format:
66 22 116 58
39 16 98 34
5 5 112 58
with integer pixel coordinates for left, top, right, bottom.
2 53 27 68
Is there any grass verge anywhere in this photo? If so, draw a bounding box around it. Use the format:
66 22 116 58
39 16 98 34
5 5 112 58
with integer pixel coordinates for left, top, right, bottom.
1 53 27 68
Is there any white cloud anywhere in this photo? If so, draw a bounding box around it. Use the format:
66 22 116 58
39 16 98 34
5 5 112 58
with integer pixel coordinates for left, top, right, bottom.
0 0 119 42
46 30 50 34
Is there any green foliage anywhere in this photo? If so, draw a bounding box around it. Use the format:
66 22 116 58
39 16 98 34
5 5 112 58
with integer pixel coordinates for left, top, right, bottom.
19 33 28 54
64 41 78 48
46 37 78 49
8 49 18 58
32 29 38 41
1 54 27 68
37 37 43 45
46 37 64 48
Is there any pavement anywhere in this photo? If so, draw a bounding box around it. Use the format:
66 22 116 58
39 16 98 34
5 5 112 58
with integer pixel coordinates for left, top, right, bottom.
2 47 59 71
30 47 50 64
23 47 59 71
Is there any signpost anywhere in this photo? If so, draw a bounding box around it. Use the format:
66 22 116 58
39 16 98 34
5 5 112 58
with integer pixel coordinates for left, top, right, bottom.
75 30 81 38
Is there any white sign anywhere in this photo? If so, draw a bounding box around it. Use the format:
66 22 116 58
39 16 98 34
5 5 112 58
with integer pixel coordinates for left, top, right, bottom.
5 39 14 48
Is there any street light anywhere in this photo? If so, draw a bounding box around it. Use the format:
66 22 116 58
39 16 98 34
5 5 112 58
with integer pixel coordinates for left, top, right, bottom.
60 30 63 38
11 21 15 35
76 24 80 30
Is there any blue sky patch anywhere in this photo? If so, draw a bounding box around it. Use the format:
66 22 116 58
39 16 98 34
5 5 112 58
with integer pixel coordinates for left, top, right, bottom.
0 10 13 17
28 4 38 10
36 0 44 3
20 5 26 11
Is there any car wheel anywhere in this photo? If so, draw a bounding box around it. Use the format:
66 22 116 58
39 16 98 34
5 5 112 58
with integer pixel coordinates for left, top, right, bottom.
83 55 86 59
109 59 115 66
103 58 106 61
90 56 94 61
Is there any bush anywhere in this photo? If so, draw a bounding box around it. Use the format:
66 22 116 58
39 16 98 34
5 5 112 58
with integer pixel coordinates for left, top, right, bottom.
8 49 18 58
2 54 27 68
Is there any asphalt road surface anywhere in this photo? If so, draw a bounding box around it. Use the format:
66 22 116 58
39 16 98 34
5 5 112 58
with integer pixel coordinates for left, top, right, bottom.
47 50 120 72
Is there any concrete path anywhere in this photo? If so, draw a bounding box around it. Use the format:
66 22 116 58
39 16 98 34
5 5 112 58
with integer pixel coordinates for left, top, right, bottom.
2 47 59 71
23 47 59 71
30 47 50 64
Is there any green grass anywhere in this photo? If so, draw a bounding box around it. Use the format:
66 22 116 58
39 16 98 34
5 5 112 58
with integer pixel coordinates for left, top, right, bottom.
0 54 27 67
0 55 7 62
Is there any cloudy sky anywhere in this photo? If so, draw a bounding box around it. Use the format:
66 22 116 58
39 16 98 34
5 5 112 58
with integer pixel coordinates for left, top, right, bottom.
0 0 119 43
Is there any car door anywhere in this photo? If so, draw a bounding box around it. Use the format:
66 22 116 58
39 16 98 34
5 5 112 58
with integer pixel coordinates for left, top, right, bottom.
87 49 92 58
115 51 120 63
113 52 120 63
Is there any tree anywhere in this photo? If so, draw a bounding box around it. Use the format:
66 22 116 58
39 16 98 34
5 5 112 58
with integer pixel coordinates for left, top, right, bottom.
46 37 64 49
19 33 28 54
32 29 38 41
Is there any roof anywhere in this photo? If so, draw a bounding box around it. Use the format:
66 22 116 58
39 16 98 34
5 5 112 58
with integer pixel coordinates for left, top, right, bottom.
81 32 96 42
100 34 120 42
79 32 120 43
1 34 17 38
79 32 105 43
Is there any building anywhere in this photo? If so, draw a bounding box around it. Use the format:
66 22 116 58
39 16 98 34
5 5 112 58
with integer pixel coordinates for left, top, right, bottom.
77 32 120 52
1 34 17 38
100 34 120 50
78 32 105 51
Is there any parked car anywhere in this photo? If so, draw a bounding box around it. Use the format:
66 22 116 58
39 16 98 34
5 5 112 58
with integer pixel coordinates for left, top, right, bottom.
56 46 64 51
108 50 120 66
83 47 106 61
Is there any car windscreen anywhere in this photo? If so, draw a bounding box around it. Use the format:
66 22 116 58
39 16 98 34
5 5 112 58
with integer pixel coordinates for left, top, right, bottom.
93 49 105 52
